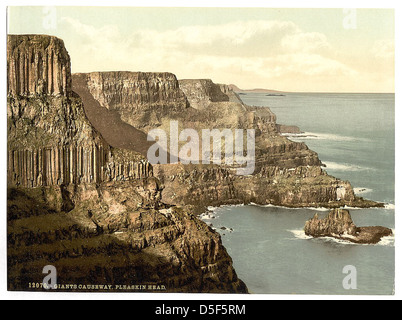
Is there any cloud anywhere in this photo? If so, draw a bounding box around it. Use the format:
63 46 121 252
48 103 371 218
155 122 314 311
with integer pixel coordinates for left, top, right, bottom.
133 20 331 58
371 39 394 60
59 17 392 92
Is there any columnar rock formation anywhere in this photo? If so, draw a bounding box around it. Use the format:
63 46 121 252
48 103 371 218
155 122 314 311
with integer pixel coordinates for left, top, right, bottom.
7 35 71 97
7 35 153 188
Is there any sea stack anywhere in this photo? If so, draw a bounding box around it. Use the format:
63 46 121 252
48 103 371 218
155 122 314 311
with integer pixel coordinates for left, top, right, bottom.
304 209 393 244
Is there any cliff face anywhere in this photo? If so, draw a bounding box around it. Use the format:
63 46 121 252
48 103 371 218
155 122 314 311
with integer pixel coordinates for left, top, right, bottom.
74 71 189 130
73 70 377 210
7 35 247 293
153 163 358 211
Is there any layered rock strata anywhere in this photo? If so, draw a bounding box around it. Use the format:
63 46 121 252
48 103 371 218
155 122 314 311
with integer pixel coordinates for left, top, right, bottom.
7 34 247 293
75 71 189 130
73 71 381 211
8 181 247 292
304 209 393 244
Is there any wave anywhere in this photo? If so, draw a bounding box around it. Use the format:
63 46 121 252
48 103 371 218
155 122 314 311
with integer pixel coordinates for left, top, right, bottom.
288 229 313 240
378 229 395 246
322 161 372 172
199 211 218 220
207 206 218 211
353 187 374 195
288 229 395 247
252 203 329 211
282 131 367 142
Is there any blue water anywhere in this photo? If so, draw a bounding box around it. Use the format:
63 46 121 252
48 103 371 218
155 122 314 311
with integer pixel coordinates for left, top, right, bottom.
203 93 395 295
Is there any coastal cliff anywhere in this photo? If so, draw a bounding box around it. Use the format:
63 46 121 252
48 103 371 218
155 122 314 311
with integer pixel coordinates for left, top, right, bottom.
72 71 380 211
7 34 247 293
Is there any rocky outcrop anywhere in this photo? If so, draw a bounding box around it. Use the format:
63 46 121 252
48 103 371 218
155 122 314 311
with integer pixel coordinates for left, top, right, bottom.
276 124 302 134
153 163 378 213
8 181 247 293
179 79 230 110
304 209 393 244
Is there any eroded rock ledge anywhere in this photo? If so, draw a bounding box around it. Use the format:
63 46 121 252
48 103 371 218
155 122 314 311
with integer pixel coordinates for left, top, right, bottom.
304 209 393 244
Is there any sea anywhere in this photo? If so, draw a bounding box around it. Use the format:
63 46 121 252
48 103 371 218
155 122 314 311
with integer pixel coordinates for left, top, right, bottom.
200 93 395 295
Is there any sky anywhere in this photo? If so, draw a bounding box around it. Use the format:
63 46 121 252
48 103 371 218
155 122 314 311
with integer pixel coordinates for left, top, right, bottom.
7 6 395 93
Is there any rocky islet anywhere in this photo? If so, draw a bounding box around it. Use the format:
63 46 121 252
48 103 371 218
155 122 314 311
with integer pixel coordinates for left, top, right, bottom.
304 208 393 244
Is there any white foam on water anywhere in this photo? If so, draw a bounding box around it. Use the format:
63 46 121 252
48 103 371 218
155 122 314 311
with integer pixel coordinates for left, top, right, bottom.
377 229 395 247
353 187 374 195
220 203 245 208
199 211 218 220
288 229 313 240
288 229 395 247
306 207 330 212
282 132 367 142
322 161 371 172
288 229 358 245
254 203 329 212
384 203 395 210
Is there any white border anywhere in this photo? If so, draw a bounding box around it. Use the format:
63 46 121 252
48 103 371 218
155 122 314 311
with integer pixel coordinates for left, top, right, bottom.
1 0 400 301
